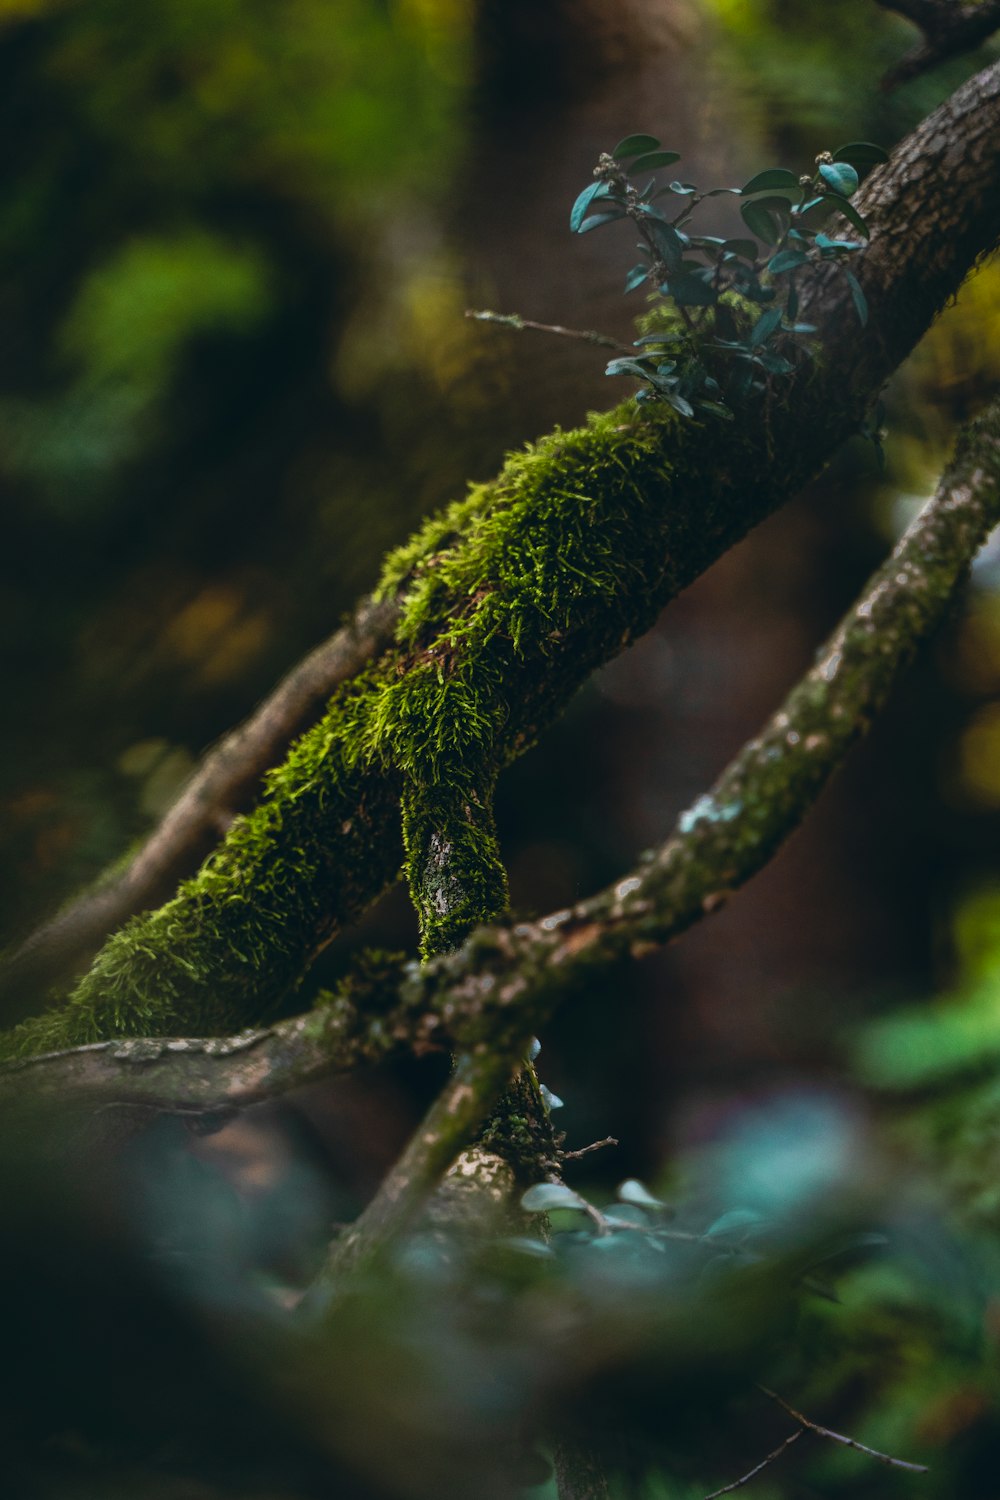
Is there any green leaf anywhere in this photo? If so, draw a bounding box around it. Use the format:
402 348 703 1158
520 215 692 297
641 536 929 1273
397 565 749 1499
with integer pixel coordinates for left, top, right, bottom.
669 270 718 307
666 392 695 417
630 149 681 173
756 349 794 375
618 1178 667 1210
624 264 650 293
500 1236 554 1258
824 192 870 238
613 133 661 160
570 180 612 232
667 180 697 195
521 1182 588 1213
740 167 801 195
833 140 889 171
605 357 654 379
750 306 783 346
844 267 869 326
705 1208 765 1241
819 161 860 197
814 232 862 253
577 210 626 233
740 197 791 244
643 216 686 270
721 237 760 261
767 248 808 274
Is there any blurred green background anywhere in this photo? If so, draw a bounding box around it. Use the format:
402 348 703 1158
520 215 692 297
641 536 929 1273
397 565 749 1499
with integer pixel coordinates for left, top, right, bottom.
5 1 1000 1496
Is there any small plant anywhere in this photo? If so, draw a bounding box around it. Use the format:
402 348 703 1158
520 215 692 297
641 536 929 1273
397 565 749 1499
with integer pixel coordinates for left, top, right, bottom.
570 135 887 419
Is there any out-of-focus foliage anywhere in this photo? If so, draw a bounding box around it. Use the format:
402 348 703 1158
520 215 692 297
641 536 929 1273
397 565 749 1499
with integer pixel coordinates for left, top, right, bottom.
6 1 1000 1497
0 0 484 941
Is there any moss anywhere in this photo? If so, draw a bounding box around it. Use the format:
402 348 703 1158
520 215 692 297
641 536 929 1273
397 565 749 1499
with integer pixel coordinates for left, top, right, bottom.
1 401 684 1059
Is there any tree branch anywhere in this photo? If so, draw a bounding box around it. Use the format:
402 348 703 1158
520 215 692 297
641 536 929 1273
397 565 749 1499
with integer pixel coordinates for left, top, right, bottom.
6 56 999 1058
319 1041 526 1278
465 308 630 352
11 399 998 1161
703 1429 805 1500
877 0 1000 89
0 595 399 1010
759 1387 929 1473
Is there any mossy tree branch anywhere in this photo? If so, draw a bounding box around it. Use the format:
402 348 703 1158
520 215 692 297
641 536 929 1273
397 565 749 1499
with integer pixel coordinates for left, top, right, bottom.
10 398 999 1172
5 59 1000 1058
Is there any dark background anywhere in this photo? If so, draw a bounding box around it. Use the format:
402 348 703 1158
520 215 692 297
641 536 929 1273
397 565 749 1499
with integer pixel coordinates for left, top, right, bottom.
4 3 1000 1496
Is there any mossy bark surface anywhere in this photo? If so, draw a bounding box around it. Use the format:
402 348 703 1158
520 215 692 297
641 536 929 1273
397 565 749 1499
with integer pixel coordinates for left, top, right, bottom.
4 60 1000 1060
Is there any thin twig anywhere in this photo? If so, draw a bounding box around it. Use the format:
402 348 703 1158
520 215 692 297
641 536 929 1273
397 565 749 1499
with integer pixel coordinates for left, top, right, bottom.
465 309 630 352
0 596 400 1008
703 1429 805 1500
758 1386 929 1474
561 1136 619 1162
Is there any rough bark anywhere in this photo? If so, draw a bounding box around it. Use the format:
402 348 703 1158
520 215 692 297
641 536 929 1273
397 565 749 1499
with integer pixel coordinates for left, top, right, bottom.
5 59 1000 1058
9 394 999 1116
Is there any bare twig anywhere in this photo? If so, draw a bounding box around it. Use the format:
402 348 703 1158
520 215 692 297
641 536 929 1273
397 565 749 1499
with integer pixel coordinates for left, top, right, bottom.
0 596 399 1008
561 1136 619 1163
759 1387 929 1474
703 1429 805 1500
878 0 1000 88
466 309 630 352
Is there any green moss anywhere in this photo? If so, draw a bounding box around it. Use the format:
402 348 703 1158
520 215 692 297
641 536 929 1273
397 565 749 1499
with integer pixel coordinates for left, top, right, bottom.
1 401 683 1059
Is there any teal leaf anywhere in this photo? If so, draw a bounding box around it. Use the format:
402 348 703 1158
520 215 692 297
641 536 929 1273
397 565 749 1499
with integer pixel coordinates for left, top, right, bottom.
624 263 650 292
814 232 862 253
705 1208 765 1241
644 216 686 270
833 140 889 171
824 193 870 238
521 1182 588 1213
630 149 682 172
618 1179 667 1210
613 133 661 160
750 306 783 346
740 197 791 244
721 237 760 260
740 167 801 195
756 349 794 374
605 357 654 378
767 248 808 274
577 210 626 233
570 180 613 232
669 270 718 307
500 1236 554 1258
666 393 695 417
819 161 860 197
668 180 698 195
844 267 869 326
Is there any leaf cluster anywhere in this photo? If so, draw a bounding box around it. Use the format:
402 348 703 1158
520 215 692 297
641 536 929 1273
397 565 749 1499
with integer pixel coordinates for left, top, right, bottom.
570 137 887 418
